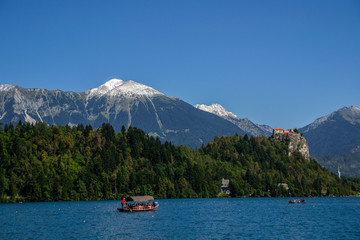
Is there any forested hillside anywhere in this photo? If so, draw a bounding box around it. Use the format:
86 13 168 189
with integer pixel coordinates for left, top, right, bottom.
0 122 358 203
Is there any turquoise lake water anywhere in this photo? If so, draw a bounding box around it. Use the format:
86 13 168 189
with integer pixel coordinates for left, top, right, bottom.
1 197 359 239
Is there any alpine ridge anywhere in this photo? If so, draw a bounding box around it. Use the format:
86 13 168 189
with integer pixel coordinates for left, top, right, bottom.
0 79 245 148
195 103 272 137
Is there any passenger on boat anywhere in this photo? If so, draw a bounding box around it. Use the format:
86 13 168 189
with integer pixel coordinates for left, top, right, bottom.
121 198 126 208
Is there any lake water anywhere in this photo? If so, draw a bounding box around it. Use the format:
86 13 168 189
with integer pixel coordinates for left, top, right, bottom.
1 197 359 239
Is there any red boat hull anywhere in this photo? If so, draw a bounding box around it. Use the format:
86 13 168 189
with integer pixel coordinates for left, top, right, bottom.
117 204 159 212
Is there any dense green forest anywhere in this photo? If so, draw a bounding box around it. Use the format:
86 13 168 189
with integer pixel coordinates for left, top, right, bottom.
0 122 358 203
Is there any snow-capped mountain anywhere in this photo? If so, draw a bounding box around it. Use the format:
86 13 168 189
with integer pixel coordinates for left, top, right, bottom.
86 79 164 99
195 104 272 137
0 79 244 148
195 104 238 119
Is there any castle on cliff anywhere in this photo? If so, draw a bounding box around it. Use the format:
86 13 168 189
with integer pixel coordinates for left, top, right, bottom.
273 128 295 135
273 128 310 161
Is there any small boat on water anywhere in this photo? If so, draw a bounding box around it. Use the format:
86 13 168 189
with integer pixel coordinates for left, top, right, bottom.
117 195 159 212
289 199 306 204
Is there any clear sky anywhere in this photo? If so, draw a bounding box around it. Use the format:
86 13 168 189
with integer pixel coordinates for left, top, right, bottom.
1 0 359 129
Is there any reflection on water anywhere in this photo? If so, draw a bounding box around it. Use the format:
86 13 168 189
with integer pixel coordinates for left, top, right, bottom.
1 198 360 239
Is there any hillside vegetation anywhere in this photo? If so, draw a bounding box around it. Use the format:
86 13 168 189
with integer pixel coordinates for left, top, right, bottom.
0 122 358 203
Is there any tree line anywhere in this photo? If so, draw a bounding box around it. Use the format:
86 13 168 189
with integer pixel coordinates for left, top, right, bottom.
0 121 358 203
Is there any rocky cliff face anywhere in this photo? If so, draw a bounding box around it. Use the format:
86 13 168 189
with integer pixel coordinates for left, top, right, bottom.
287 133 310 160
273 131 310 161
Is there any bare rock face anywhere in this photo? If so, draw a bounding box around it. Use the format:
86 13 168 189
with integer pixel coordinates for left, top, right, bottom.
273 130 310 161
287 133 310 160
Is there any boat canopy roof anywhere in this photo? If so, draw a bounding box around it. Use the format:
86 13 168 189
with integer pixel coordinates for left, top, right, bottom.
125 195 154 202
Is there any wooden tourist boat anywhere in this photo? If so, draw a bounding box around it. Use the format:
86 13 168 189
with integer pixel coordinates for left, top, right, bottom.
117 195 159 212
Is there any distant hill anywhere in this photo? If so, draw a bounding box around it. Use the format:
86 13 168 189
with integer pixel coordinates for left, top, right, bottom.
0 79 245 148
300 105 360 177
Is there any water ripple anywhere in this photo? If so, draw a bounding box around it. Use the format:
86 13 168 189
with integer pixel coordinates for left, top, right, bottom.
0 198 359 239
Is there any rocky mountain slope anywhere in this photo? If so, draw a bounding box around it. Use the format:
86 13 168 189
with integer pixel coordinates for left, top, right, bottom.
300 105 360 155
195 104 272 137
300 105 360 177
0 79 245 148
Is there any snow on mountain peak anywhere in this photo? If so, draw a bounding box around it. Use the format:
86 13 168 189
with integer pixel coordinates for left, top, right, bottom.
87 79 164 98
349 105 360 113
87 79 123 96
195 103 239 119
0 84 16 91
102 79 124 90
118 80 164 96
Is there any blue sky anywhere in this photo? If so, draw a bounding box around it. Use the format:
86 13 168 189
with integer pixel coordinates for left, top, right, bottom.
1 0 359 129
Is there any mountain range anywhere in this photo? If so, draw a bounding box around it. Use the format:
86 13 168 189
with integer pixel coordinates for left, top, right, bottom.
0 79 359 176
0 80 247 148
